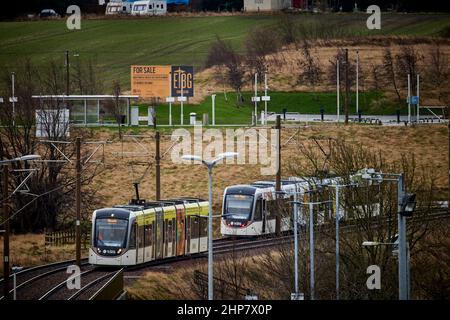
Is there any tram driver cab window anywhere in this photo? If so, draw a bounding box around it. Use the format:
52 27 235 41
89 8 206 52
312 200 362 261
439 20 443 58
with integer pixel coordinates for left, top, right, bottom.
129 222 136 249
254 198 262 221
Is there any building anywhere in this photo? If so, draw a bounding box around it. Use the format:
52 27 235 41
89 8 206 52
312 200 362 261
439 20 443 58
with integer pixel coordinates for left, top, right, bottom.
243 0 291 11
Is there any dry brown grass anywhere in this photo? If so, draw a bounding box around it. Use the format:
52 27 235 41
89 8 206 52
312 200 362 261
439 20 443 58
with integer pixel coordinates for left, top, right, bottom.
93 124 448 212
194 42 450 104
2 123 446 273
0 233 89 276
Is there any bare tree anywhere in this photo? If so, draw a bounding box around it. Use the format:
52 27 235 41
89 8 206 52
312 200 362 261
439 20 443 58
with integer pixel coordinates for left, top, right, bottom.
395 46 424 95
112 80 123 139
245 27 281 81
277 14 298 46
426 44 450 105
380 48 402 103
0 60 104 232
206 37 245 105
296 40 322 89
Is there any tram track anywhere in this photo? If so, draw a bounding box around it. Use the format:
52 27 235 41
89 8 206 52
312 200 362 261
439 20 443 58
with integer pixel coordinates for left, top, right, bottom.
1 210 447 300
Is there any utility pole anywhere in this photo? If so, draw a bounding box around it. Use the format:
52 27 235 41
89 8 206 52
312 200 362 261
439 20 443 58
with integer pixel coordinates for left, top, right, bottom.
416 74 420 123
337 59 340 123
397 174 408 300
254 73 258 126
335 185 340 300
344 49 349 125
448 105 450 213
264 73 268 125
155 131 161 201
309 199 315 300
11 72 16 127
407 74 411 125
65 50 70 96
75 137 81 267
356 50 359 115
2 166 10 300
275 115 281 235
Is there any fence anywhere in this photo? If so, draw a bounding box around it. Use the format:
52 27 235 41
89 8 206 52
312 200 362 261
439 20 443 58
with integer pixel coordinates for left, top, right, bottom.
44 229 90 248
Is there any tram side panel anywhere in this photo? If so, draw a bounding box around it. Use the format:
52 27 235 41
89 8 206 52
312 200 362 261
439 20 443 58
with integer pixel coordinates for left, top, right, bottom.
163 206 177 258
198 201 209 252
155 209 164 259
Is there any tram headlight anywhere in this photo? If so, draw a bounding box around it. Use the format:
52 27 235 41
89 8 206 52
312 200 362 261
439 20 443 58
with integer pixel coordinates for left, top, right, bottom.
117 248 122 255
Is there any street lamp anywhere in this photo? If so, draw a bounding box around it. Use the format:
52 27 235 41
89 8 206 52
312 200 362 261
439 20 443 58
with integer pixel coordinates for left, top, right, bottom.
363 237 411 298
291 196 332 300
181 152 238 300
1 154 40 300
354 168 416 300
0 155 41 164
327 182 357 300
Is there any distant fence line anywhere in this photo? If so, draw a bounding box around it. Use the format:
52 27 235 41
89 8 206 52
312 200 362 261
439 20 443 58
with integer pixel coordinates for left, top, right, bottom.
44 229 90 248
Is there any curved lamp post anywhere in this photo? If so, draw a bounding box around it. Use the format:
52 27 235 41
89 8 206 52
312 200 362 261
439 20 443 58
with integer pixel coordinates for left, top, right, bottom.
181 152 238 300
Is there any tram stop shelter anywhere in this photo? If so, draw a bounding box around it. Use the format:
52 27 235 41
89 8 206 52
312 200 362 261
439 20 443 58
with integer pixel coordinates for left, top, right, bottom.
32 95 140 126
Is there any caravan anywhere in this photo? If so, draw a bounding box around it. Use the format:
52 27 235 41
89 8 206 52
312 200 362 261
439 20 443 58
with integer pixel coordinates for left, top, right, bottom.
131 1 167 16
106 1 134 15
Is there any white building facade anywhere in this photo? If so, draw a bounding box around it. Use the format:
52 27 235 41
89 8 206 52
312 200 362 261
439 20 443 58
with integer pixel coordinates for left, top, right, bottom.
243 0 291 12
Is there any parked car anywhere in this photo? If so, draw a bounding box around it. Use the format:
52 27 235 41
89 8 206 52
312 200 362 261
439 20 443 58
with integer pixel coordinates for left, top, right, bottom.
39 9 59 18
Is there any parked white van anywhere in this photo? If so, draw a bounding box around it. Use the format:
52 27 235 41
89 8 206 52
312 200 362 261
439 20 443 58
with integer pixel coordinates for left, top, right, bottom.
106 1 134 15
131 1 167 16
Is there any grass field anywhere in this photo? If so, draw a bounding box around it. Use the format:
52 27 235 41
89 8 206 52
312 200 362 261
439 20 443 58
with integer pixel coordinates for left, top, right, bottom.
139 91 400 125
1 13 449 88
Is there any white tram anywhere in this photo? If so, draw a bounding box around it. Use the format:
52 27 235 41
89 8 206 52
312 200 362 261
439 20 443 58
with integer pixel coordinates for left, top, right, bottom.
221 177 381 237
89 198 208 266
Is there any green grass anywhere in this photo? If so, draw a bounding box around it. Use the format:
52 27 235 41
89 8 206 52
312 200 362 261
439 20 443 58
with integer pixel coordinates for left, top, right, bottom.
136 90 402 125
1 13 449 89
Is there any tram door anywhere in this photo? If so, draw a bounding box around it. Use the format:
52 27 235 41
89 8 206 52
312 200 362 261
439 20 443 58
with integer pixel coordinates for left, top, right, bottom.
136 224 144 264
176 206 186 256
144 222 155 262
164 217 176 258
186 215 200 254
261 199 267 234
155 210 164 259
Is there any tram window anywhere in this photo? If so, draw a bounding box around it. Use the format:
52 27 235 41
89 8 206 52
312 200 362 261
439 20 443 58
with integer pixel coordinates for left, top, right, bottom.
254 199 262 221
138 225 144 248
171 218 176 242
199 217 207 237
190 216 199 238
167 220 172 243
129 223 136 249
266 200 276 218
144 224 152 247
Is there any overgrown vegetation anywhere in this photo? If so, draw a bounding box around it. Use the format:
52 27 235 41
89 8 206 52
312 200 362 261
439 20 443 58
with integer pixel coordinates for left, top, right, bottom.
0 60 104 232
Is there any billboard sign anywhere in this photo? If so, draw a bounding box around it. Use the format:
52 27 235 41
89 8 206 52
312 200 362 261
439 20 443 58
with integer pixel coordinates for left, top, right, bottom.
131 65 171 98
171 66 194 97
